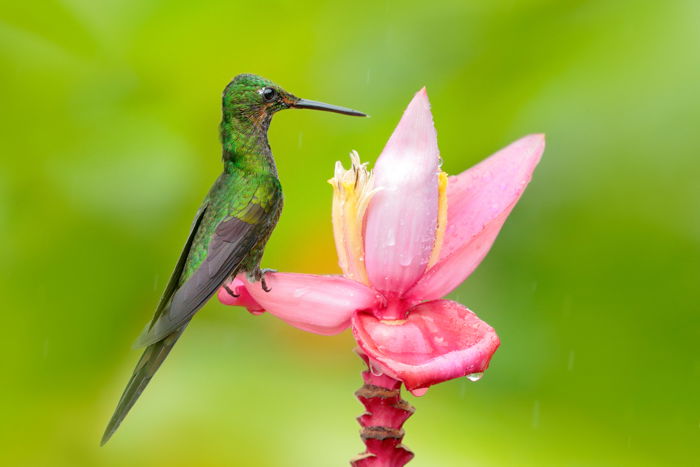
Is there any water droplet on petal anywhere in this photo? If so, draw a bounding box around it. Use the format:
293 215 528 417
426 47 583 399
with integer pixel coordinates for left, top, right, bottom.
293 288 309 298
410 387 428 397
466 372 484 382
386 229 396 247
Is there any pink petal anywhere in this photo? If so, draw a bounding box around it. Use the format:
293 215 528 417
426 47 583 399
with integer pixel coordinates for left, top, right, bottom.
233 273 379 335
352 299 500 391
364 88 440 298
217 276 265 314
407 134 544 301
440 134 544 261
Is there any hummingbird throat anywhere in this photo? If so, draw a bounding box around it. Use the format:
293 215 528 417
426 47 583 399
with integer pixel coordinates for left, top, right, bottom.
220 113 277 176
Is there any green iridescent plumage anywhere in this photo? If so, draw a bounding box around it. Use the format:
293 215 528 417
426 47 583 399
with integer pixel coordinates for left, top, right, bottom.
101 74 365 445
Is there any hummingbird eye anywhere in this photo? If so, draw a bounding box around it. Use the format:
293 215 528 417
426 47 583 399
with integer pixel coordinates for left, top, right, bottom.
261 87 277 102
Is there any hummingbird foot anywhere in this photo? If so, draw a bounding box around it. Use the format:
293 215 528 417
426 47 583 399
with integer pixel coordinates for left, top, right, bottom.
256 268 277 293
223 284 239 298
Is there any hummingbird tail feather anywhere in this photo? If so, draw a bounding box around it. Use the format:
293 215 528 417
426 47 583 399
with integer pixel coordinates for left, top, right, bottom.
101 327 185 446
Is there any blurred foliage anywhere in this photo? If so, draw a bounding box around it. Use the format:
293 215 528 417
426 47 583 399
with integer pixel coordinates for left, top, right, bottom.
1 0 698 465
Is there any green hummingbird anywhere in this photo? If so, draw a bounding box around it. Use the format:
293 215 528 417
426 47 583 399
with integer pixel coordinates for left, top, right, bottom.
101 74 366 445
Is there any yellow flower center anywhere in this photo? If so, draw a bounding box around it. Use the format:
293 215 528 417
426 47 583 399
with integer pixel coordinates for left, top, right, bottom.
428 171 448 268
329 153 449 286
328 151 376 285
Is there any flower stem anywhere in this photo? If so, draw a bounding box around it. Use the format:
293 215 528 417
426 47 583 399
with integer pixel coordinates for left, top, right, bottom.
351 350 415 466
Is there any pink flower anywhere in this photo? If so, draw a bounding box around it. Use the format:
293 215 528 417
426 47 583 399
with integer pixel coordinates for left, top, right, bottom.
219 88 544 393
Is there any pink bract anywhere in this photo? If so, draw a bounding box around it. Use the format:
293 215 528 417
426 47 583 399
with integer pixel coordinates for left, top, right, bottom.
219 88 544 391
352 300 500 390
364 88 440 298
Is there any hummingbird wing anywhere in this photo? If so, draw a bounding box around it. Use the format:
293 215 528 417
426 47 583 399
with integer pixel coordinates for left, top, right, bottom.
102 177 281 445
150 202 210 326
136 178 280 346
100 202 209 446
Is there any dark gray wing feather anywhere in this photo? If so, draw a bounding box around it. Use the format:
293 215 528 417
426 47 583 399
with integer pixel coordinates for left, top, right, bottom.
147 203 209 331
102 205 208 445
136 204 267 346
103 180 278 445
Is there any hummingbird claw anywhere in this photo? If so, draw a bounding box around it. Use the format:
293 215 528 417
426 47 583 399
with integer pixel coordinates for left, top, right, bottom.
259 268 276 293
223 284 239 298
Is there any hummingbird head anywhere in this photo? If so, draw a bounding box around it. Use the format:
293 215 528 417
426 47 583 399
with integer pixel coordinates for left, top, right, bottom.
222 74 367 127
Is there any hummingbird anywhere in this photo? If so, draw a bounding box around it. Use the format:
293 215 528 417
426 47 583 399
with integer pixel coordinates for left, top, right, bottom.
101 74 366 445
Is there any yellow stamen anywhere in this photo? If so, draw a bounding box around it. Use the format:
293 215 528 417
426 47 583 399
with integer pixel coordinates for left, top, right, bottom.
428 171 449 268
379 319 407 326
328 151 376 285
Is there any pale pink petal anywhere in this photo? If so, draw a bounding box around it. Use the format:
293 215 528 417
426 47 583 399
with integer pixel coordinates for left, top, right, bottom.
352 300 499 391
237 273 379 335
364 88 440 298
408 207 512 302
440 134 544 261
407 134 544 301
217 275 265 314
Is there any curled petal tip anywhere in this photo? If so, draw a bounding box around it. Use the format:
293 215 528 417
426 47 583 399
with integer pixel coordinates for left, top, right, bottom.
217 276 264 313
409 87 431 113
522 133 546 157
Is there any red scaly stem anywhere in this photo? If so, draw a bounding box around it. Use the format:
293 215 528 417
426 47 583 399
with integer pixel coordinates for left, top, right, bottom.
351 350 415 466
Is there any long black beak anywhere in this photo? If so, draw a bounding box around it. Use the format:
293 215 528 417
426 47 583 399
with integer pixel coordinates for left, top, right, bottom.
293 98 367 117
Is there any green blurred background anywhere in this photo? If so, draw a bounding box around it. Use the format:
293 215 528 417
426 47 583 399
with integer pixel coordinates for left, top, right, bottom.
1 0 698 465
